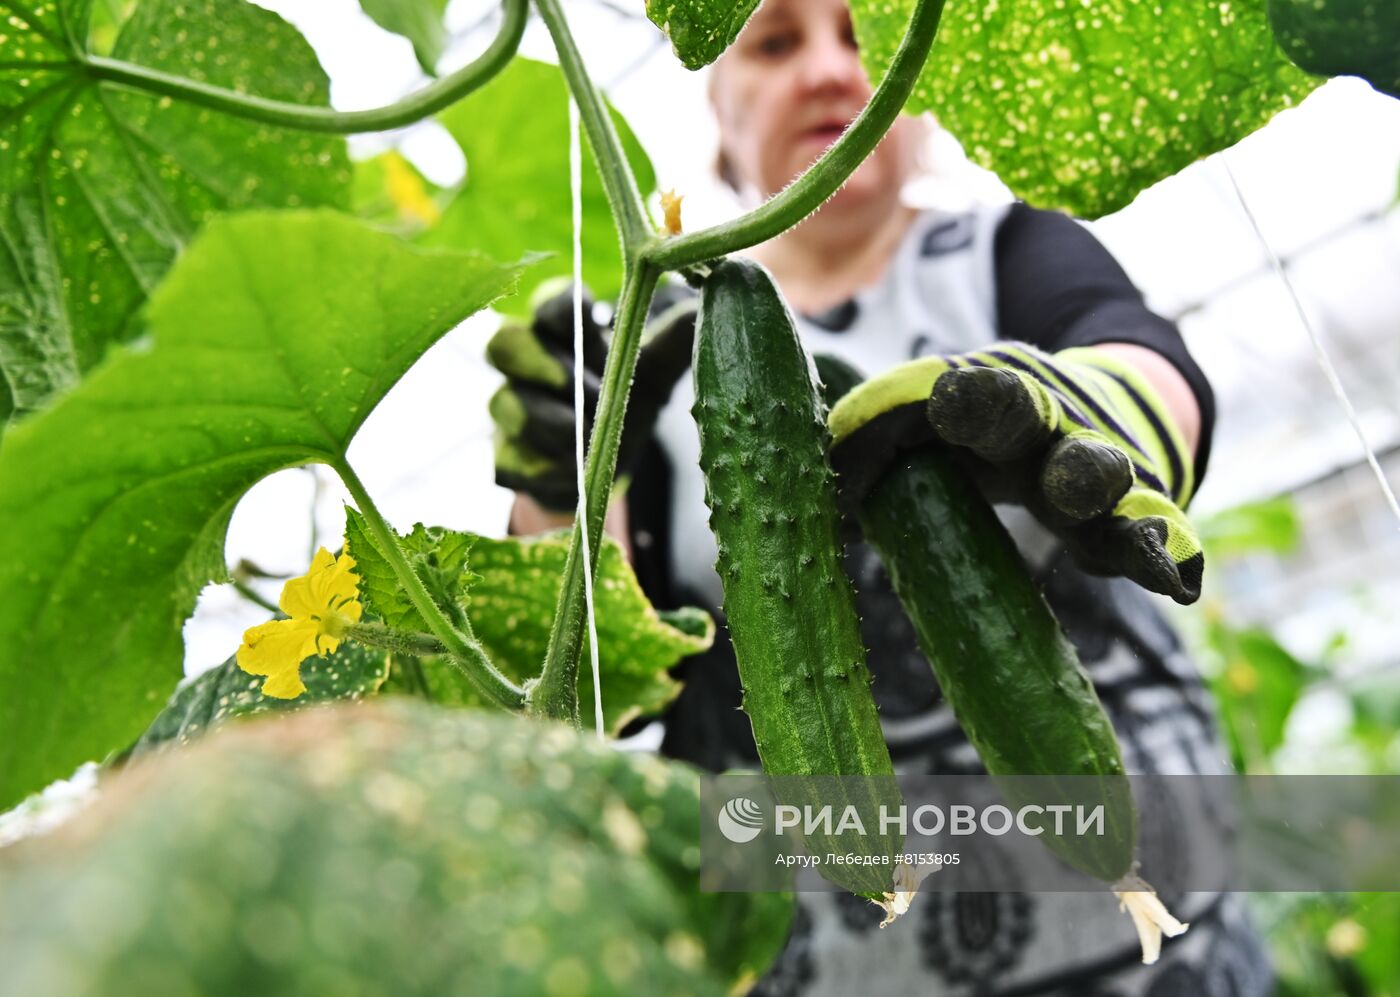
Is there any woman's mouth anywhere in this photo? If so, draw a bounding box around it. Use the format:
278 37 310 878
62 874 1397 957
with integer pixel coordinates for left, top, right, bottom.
800 122 850 148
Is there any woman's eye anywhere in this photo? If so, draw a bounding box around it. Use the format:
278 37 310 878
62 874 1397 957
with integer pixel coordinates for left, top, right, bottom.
755 31 798 57
841 17 859 50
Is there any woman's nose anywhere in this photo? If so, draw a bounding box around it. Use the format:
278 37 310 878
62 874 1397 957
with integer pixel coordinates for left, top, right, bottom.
796 28 867 96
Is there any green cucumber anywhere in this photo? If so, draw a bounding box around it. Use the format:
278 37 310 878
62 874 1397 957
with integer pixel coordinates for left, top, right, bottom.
857 447 1136 883
693 258 902 898
0 701 794 995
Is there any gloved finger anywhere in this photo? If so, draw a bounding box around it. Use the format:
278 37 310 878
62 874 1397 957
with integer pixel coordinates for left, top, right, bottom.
518 383 602 459
827 356 950 510
489 382 587 461
1065 487 1204 605
493 433 578 513
1038 430 1133 522
828 355 952 447
829 405 937 518
926 364 1056 463
532 284 608 373
496 467 579 515
487 330 602 417
486 319 570 390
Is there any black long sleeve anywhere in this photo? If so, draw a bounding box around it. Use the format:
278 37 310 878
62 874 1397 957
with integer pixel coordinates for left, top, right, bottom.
993 202 1216 490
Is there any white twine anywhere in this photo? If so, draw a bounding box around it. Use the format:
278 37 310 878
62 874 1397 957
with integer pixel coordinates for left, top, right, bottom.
569 97 606 741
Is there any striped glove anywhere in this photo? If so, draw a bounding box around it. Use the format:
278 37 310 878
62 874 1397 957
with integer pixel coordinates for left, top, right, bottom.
828 342 1204 604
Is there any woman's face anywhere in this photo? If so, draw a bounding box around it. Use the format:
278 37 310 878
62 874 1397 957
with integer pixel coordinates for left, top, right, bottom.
710 0 919 204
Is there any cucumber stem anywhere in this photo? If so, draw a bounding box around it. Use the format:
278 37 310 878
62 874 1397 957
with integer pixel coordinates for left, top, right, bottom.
527 261 661 725
533 0 651 249
85 0 526 134
335 459 526 711
345 622 444 658
642 0 948 270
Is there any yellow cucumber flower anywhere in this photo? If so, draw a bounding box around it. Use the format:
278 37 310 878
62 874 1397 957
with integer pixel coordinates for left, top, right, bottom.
236 547 363 700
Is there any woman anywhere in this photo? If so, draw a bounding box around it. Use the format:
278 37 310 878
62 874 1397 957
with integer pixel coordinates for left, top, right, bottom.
494 0 1270 992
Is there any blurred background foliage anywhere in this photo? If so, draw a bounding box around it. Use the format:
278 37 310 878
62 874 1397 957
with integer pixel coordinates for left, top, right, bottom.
1178 494 1400 995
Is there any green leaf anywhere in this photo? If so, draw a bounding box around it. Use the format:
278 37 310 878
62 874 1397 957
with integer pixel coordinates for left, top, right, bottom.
358 523 714 735
1206 622 1313 769
0 209 526 810
343 508 479 634
424 58 657 311
1198 496 1302 561
351 149 445 236
1268 0 1400 98
850 0 1321 217
125 642 391 759
358 0 450 76
645 0 763 70
450 531 714 734
0 0 351 425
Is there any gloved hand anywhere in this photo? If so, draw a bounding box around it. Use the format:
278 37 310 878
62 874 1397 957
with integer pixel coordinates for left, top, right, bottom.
828 342 1204 605
488 279 697 513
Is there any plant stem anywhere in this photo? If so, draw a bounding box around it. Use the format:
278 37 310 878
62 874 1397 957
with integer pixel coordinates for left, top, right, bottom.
642 0 947 270
334 459 526 711
346 622 445 658
527 260 660 724
532 0 650 249
85 0 527 134
524 0 660 725
231 578 280 615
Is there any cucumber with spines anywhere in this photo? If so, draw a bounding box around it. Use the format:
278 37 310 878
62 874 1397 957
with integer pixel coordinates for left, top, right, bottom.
692 257 903 900
857 447 1137 883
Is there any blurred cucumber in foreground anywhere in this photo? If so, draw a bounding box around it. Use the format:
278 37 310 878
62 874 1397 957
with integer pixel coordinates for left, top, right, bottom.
0 701 792 996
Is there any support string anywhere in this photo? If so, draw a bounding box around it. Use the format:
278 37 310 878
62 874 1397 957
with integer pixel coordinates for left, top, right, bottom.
570 96 606 740
1219 152 1400 531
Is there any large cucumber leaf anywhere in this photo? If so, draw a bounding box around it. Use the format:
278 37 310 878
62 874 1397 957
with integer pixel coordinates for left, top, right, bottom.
850 0 1320 217
0 210 526 810
1268 0 1400 98
358 0 450 76
464 532 713 733
0 0 350 427
0 701 794 995
644 0 763 70
344 512 715 735
424 58 656 311
126 643 392 759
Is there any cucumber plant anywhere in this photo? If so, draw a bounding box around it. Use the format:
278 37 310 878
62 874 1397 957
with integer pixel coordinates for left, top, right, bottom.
0 0 1350 985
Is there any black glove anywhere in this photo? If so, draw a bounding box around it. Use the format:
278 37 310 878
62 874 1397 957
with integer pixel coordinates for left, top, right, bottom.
487 279 697 512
